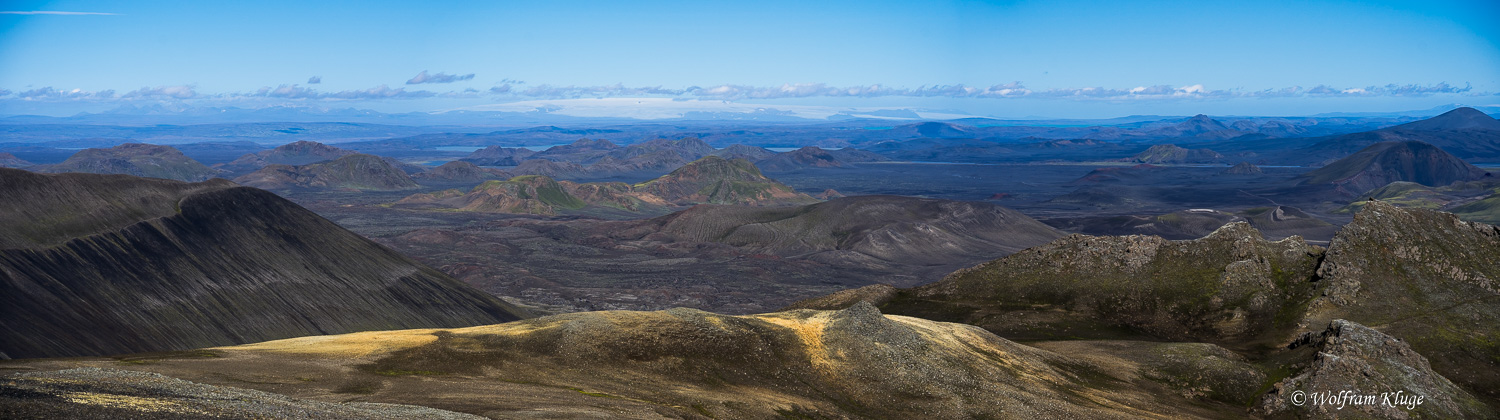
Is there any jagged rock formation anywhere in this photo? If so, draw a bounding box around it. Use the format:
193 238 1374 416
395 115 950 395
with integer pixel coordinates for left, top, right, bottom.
34 143 220 182
1131 144 1224 164
1255 320 1492 419
815 188 845 200
1306 201 1500 401
1044 207 1337 241
1300 140 1489 196
633 156 816 205
1222 161 1262 174
796 200 1500 409
0 153 33 168
0 368 484 419
217 140 354 174
458 145 536 166
0 169 525 358
233 154 421 191
873 222 1324 345
411 160 511 184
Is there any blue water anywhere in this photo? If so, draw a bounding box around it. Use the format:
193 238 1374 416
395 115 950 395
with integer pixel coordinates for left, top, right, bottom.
433 146 483 152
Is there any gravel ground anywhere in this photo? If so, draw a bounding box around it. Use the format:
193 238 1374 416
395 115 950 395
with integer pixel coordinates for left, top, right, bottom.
0 367 484 419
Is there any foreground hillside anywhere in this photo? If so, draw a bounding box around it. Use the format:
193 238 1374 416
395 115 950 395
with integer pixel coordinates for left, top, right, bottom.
0 169 525 358
3 303 1485 418
793 200 1500 410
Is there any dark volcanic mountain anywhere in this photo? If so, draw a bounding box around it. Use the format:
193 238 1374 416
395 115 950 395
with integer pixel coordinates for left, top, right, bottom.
710 144 778 161
0 152 33 168
1131 144 1224 164
411 160 511 184
1392 106 1500 131
397 175 591 215
508 158 588 178
34 143 220 182
233 153 421 191
634 156 816 205
1293 107 1500 163
1146 114 1242 139
755 146 849 171
1299 140 1489 196
459 145 537 166
753 146 886 172
0 169 524 358
218 140 354 174
527 138 620 163
1222 161 1262 174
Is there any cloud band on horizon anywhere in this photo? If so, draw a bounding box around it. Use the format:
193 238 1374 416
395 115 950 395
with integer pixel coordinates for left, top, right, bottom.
1 82 1484 103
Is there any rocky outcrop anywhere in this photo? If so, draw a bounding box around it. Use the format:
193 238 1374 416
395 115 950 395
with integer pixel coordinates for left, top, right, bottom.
1255 320 1492 419
882 222 1323 344
1303 201 1500 401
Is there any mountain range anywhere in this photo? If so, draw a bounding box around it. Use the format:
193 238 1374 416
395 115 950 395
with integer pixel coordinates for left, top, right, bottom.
397 156 816 215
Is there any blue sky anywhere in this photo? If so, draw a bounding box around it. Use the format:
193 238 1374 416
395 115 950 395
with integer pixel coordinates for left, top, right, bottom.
1 0 1497 119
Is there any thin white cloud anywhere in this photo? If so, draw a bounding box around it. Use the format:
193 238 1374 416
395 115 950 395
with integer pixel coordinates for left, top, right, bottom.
406 71 475 84
0 11 118 15
307 76 322 84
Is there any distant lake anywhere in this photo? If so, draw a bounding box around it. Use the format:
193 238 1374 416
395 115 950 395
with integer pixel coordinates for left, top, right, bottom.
764 147 828 152
433 146 483 152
